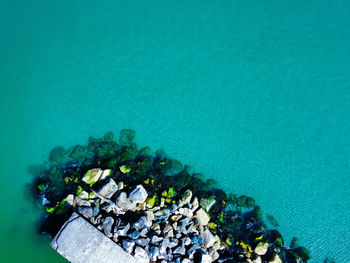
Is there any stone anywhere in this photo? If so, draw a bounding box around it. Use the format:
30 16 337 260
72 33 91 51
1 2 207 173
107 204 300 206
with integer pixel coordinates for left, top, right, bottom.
129 185 148 204
75 196 91 207
134 246 149 263
96 178 118 199
66 194 75 206
119 129 136 146
115 192 133 210
102 216 114 237
128 230 140 239
49 146 66 163
269 254 282 263
195 208 210 226
192 197 199 211
118 181 124 190
200 196 216 212
254 242 269 255
181 190 193 204
200 254 212 263
78 206 93 219
82 168 103 186
51 213 138 263
290 237 298 249
122 239 135 254
202 229 216 248
100 169 112 180
208 248 219 261
115 220 131 236
151 235 163 243
135 238 149 247
252 256 262 263
149 246 160 261
173 244 186 255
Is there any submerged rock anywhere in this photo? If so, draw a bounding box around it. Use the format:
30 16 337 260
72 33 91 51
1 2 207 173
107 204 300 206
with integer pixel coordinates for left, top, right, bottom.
119 129 136 146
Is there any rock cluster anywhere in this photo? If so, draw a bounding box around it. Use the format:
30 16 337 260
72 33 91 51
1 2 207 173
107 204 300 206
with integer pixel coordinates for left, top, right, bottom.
30 130 312 263
65 168 222 263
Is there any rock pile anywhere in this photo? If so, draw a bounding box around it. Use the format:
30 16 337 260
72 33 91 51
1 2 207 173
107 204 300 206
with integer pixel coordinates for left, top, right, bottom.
65 168 223 263
30 130 311 263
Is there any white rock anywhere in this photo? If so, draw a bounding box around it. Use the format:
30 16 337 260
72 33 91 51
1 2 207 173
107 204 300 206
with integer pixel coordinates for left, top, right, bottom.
202 229 216 248
254 242 269 256
195 208 210 226
269 254 282 263
129 185 148 204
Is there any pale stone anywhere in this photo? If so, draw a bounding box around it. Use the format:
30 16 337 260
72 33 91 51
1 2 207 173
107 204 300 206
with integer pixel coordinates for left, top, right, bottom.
269 254 282 263
254 242 269 256
195 208 210 226
82 168 103 186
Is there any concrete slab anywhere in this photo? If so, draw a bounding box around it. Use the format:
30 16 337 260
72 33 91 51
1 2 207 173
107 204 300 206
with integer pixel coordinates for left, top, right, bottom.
51 213 139 263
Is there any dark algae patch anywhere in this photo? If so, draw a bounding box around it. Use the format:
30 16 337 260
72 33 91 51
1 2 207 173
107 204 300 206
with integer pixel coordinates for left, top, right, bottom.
29 129 312 263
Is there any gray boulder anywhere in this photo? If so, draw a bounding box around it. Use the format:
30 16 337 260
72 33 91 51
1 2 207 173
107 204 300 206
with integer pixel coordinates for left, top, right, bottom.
129 185 148 204
96 178 118 199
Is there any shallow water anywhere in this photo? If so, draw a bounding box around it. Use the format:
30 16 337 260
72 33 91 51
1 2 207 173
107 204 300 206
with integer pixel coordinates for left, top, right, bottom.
1 0 350 262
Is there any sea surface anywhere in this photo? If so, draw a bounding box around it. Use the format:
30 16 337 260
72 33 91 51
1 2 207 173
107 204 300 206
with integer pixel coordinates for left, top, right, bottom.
1 1 350 262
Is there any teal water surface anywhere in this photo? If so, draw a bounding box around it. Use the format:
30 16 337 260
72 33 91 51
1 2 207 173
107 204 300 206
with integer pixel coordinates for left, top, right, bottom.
1 1 350 262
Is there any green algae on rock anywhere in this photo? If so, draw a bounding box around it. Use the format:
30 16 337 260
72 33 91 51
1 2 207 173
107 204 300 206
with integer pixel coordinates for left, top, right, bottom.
29 130 311 263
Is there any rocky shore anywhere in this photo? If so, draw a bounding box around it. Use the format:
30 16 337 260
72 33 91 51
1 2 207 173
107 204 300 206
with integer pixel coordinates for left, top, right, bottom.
30 130 311 263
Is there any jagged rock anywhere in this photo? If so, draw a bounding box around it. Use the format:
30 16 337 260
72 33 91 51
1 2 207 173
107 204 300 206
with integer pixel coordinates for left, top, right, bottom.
200 196 216 212
179 207 193 218
162 238 178 249
202 229 216 248
96 178 118 199
195 208 210 226
182 190 193 204
75 196 91 207
78 206 93 218
150 246 160 261
115 220 131 236
122 239 135 254
151 235 163 243
128 230 140 239
252 256 262 263
102 217 114 237
134 246 149 263
200 254 212 263
118 181 124 190
115 192 133 210
254 242 269 255
135 238 149 247
208 248 220 261
129 185 148 204
173 244 186 255
66 194 75 206
290 237 298 249
269 254 282 263
139 227 149 237
82 168 103 186
192 197 199 211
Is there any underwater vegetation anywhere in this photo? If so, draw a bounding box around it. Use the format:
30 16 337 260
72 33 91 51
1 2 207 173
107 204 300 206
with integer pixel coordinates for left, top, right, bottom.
29 129 312 263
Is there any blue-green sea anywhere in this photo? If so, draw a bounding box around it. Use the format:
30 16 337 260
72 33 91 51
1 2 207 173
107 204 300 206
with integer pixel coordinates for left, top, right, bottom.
1 1 350 262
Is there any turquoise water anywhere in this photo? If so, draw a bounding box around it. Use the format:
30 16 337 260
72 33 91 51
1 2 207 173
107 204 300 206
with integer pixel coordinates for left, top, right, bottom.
1 0 350 262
